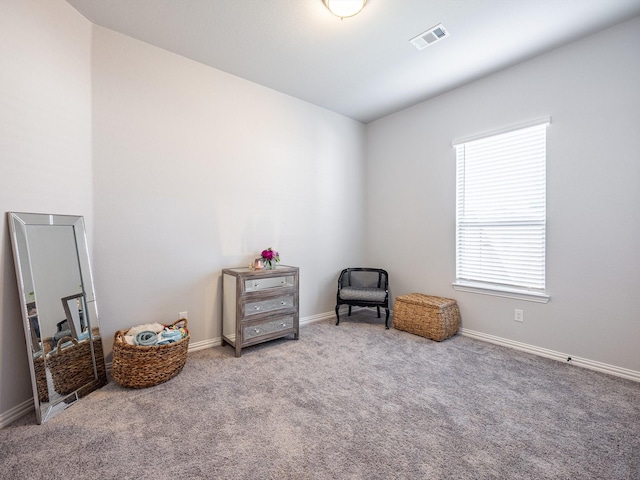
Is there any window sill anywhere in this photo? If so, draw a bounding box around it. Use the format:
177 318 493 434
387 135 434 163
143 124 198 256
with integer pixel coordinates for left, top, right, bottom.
452 282 550 304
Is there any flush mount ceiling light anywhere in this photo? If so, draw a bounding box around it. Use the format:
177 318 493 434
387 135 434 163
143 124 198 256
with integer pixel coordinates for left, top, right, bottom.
323 0 367 19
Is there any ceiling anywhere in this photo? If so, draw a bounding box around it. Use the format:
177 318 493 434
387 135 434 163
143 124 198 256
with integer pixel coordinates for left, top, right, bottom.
65 0 640 124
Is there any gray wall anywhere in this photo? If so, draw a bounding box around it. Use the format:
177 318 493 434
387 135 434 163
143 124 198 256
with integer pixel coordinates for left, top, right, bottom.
366 16 640 374
90 25 367 355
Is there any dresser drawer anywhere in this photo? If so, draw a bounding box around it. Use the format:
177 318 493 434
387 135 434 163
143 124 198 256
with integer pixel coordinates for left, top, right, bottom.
244 294 294 317
244 275 295 292
243 316 294 341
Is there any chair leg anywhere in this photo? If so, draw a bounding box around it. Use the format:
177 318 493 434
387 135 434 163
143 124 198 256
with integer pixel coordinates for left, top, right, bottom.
376 306 381 318
348 305 352 317
385 308 390 329
335 305 340 325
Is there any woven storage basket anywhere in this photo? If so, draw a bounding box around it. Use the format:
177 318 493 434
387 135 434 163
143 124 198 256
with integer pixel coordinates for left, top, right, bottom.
393 293 460 341
77 334 108 397
33 337 55 402
111 319 189 389
47 336 101 395
93 334 108 384
34 355 49 402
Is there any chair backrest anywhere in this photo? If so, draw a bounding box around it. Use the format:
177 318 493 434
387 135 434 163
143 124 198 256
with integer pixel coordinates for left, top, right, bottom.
339 268 388 290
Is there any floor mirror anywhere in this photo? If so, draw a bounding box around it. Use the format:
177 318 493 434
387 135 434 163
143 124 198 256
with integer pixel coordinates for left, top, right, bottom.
7 212 108 424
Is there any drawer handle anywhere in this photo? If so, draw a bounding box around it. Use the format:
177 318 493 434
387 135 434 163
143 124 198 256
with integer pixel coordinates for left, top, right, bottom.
254 328 260 333
254 306 260 310
255 283 259 287
281 323 287 327
280 301 286 305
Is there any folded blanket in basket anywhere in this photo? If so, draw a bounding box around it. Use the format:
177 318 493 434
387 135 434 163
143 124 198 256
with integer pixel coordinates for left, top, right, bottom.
125 322 165 345
124 322 188 346
156 328 183 345
134 331 158 346
128 322 165 336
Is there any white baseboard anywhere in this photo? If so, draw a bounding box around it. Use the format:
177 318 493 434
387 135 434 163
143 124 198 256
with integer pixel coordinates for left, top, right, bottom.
0 398 34 429
188 337 223 352
300 311 335 325
460 328 640 383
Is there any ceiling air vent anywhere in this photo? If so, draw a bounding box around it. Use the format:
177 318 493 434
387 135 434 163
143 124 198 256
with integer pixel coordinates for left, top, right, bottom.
410 23 449 51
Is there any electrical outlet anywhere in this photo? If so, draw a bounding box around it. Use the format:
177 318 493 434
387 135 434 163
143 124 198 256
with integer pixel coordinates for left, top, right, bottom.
514 309 524 322
179 311 188 320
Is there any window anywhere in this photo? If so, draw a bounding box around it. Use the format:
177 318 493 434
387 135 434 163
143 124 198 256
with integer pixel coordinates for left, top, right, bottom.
452 118 550 303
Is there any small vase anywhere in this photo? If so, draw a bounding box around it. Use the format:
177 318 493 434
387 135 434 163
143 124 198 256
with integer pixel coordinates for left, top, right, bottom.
264 260 277 270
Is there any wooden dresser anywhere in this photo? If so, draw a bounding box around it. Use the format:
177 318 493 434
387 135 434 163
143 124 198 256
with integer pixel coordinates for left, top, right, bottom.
222 265 299 357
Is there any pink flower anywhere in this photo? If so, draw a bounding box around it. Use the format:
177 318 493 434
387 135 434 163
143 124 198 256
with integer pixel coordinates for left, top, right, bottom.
261 247 280 262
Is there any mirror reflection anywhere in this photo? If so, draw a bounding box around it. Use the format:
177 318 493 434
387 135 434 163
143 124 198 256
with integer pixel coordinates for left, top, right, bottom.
7 212 107 424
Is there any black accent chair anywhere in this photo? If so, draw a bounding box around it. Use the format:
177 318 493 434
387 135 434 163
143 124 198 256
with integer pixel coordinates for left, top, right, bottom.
335 268 390 329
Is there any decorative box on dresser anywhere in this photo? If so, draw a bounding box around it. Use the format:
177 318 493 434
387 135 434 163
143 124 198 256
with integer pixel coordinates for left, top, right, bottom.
222 265 299 357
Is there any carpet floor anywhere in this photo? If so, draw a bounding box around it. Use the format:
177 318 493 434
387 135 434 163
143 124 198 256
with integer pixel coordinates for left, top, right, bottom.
1 311 639 479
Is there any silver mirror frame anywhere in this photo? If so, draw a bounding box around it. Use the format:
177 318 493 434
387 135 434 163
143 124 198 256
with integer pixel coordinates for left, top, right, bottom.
7 212 107 424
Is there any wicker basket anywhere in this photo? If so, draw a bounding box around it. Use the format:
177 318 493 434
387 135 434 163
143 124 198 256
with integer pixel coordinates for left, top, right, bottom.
93 334 108 384
111 319 190 389
393 293 460 341
34 354 49 403
33 337 54 402
47 336 102 395
77 334 108 397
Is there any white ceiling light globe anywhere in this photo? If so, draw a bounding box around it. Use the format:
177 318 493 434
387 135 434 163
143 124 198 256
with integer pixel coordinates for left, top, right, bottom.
323 0 367 19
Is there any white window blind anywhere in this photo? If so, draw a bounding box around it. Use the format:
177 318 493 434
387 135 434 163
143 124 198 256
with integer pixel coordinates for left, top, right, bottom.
453 119 550 301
